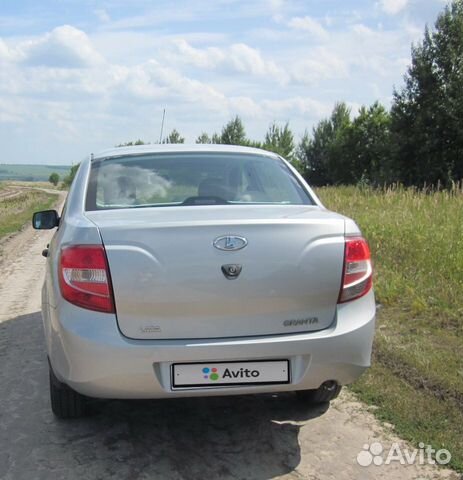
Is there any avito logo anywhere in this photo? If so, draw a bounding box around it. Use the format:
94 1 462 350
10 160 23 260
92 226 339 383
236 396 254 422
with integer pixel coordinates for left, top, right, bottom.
202 367 219 381
202 366 261 381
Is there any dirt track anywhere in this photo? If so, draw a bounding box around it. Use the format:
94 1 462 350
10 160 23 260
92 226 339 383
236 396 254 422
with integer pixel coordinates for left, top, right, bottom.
0 196 458 480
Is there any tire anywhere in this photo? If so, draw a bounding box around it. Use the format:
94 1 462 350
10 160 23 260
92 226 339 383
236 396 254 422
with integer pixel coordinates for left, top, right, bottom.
296 382 342 404
49 364 88 419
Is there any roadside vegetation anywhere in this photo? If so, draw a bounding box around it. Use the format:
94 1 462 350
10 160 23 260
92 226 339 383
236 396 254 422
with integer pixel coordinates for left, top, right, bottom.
0 183 58 241
48 172 60 186
9 180 61 190
318 185 463 472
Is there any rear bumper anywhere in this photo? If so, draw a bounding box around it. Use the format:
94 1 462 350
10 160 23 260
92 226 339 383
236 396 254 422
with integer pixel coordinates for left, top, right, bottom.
44 290 376 399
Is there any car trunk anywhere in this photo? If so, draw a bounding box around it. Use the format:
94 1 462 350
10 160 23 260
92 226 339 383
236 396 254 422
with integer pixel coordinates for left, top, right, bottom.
85 205 346 340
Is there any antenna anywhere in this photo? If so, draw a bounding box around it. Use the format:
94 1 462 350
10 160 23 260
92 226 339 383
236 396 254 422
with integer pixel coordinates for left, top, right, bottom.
159 108 166 144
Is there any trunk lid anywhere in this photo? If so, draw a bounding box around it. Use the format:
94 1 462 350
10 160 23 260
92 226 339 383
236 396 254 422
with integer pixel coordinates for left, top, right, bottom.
85 205 345 340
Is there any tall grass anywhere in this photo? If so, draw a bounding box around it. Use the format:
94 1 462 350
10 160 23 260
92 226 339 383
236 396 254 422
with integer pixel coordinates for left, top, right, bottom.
317 184 463 472
320 184 463 316
0 188 57 241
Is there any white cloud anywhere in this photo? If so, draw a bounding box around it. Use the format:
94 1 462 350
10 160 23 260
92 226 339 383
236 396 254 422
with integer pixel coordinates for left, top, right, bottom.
0 42 232 118
0 39 15 62
140 60 228 110
0 97 25 123
164 39 287 83
378 0 409 15
18 25 104 68
351 23 376 37
94 9 111 23
228 43 281 77
102 9 196 31
269 0 284 11
341 22 418 77
228 96 262 117
268 0 285 21
167 39 225 69
262 97 331 118
290 47 349 84
287 16 329 41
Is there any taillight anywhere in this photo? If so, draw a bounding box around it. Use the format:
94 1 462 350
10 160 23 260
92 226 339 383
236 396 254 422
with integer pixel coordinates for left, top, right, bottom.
338 236 373 303
59 245 115 313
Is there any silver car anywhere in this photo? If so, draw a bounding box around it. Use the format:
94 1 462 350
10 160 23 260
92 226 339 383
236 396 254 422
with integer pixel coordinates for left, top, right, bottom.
33 144 375 418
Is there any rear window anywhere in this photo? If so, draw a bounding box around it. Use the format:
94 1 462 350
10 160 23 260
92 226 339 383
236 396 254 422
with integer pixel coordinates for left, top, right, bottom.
85 152 313 211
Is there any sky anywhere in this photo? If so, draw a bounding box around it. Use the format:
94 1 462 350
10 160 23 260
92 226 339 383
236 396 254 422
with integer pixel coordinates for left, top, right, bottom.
0 0 447 165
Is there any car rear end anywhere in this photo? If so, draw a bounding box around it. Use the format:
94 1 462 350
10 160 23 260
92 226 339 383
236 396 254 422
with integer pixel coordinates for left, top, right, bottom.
40 145 375 416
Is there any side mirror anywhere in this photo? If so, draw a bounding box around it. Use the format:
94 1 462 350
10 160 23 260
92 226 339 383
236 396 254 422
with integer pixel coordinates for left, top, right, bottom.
32 210 60 230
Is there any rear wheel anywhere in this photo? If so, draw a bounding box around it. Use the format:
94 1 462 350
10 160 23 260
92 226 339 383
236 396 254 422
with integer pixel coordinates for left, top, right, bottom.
49 364 88 419
296 382 342 404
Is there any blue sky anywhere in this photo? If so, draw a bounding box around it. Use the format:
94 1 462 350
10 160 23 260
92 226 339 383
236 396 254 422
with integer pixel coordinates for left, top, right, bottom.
0 0 446 165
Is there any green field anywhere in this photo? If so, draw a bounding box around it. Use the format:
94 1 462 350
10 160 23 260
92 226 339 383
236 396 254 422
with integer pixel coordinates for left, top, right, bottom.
0 185 59 241
0 164 71 182
317 185 463 472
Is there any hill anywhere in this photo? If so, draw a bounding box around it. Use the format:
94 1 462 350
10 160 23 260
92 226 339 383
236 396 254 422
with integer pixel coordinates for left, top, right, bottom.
0 164 71 182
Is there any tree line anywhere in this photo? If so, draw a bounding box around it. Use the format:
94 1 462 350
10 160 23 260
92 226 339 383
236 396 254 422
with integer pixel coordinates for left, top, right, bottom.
55 0 463 189
117 119 295 162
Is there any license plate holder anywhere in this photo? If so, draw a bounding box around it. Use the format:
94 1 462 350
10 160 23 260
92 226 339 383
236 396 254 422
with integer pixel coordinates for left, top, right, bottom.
171 359 290 389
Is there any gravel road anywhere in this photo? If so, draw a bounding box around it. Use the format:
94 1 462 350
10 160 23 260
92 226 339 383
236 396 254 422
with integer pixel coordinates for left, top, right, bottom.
0 196 458 480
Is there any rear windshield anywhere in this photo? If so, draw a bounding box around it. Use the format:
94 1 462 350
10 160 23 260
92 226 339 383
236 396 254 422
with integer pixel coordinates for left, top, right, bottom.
85 152 313 211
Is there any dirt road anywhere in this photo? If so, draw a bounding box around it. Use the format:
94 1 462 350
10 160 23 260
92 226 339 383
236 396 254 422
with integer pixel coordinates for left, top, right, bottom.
0 202 458 480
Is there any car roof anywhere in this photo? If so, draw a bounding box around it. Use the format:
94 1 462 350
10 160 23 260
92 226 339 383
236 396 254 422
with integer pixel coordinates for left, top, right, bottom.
92 143 277 160
92 144 280 161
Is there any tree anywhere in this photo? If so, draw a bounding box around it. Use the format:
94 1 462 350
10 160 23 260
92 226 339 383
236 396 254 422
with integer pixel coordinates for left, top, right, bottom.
211 132 221 144
263 122 295 160
345 102 392 185
297 120 331 185
196 132 212 144
298 102 352 185
247 139 263 149
326 102 352 184
219 116 248 145
164 129 185 144
391 0 463 186
48 172 60 186
116 139 147 147
62 164 80 188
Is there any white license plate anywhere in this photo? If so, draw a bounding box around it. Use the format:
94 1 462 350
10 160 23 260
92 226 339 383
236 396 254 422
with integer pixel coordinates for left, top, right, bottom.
172 360 290 388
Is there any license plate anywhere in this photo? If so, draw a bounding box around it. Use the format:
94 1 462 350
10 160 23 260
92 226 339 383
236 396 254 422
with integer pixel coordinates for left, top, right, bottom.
172 360 290 388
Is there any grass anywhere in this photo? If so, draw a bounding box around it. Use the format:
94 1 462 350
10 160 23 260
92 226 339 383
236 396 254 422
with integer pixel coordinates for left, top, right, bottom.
317 184 463 472
8 180 61 189
0 183 59 241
